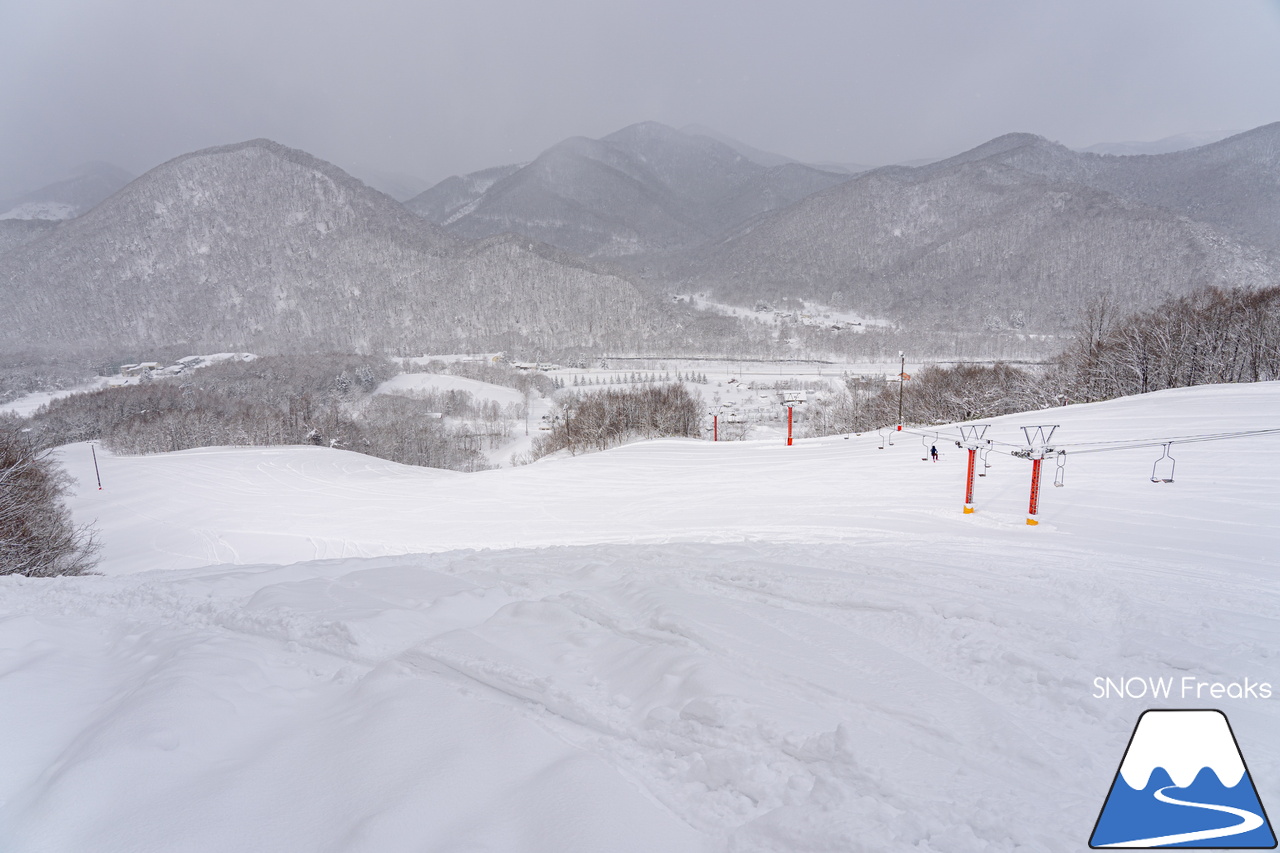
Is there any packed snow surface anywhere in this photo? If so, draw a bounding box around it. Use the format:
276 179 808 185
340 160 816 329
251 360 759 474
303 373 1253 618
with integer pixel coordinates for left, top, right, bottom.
2 382 1278 851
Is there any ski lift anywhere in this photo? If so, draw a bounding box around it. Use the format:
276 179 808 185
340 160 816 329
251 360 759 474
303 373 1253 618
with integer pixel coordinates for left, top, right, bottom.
878 427 893 449
1151 443 1175 483
978 444 993 476
921 432 938 461
1053 450 1067 487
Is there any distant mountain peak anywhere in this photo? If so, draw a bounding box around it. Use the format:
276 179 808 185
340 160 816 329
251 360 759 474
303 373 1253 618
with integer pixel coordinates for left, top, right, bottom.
947 132 1066 164
602 121 686 144
405 122 848 258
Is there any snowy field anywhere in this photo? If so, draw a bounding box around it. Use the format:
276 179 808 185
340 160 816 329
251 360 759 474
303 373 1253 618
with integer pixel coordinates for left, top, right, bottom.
0 376 116 417
2 382 1278 851
375 373 526 408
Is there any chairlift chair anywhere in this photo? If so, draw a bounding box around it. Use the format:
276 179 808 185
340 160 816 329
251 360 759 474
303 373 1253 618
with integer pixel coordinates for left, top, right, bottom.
1151 443 1175 483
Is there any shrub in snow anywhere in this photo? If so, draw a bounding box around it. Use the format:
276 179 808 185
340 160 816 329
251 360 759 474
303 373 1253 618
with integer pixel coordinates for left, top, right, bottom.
0 422 97 576
533 382 701 457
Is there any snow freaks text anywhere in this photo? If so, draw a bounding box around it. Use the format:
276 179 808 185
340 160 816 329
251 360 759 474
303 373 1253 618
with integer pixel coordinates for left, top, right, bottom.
1093 676 1273 700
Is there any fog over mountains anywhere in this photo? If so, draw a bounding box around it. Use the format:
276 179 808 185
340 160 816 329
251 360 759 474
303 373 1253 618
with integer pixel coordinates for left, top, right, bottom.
406 122 852 257
1077 130 1240 157
1 121 1277 361
0 162 134 221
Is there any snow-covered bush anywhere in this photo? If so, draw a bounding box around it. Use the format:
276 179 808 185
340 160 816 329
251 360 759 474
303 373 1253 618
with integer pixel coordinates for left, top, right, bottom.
0 421 97 576
533 383 701 457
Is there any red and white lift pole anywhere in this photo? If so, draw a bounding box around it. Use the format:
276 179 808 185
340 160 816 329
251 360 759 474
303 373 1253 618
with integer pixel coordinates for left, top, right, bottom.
957 425 990 514
787 405 794 446
1027 457 1043 524
1014 426 1058 526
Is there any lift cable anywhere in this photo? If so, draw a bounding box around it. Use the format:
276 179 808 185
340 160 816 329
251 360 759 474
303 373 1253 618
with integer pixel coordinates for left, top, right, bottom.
895 425 1280 457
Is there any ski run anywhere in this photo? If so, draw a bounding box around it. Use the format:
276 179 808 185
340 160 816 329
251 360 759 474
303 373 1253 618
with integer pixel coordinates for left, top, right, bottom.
2 381 1278 852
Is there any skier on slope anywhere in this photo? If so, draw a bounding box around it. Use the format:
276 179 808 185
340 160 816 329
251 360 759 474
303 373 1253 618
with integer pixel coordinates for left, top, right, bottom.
930 445 938 462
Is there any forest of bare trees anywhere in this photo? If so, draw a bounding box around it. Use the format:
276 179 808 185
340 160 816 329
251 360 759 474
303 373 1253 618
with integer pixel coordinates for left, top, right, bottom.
1055 285 1280 402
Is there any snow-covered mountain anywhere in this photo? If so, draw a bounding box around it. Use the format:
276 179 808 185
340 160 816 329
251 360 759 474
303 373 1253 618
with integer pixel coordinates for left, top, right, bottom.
679 124 876 174
399 122 1280 340
666 126 1280 332
2 381 1277 851
404 162 524 221
0 139 648 358
405 122 851 257
927 124 1280 255
0 161 134 220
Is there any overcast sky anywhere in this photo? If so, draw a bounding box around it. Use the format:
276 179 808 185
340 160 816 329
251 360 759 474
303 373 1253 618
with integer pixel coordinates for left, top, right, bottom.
3 0 1279 196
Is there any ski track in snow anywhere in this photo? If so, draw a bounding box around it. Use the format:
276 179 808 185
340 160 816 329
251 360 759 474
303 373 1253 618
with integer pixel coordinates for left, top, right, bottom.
1 382 1278 852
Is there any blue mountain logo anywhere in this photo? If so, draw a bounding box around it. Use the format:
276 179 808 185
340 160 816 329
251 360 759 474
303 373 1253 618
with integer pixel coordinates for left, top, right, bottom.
1091 709 1276 848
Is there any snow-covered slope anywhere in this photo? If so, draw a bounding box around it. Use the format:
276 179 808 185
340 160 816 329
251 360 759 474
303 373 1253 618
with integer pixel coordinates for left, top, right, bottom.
2 382 1278 851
